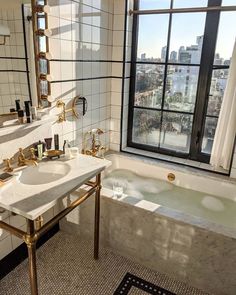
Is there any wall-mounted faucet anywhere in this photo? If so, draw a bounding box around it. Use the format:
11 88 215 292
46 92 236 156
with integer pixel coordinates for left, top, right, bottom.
17 148 38 167
82 128 106 158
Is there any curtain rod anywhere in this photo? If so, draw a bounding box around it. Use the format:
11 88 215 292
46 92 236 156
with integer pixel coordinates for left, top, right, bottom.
129 5 236 15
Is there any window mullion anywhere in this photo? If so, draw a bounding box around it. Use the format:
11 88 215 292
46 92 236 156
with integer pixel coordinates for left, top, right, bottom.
127 0 140 147
158 0 174 148
190 0 222 161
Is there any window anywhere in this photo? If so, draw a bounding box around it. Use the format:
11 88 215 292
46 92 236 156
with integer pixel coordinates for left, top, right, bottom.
128 0 236 163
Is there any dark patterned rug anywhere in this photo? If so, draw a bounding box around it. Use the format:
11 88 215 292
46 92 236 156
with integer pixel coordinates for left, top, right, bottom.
114 273 176 295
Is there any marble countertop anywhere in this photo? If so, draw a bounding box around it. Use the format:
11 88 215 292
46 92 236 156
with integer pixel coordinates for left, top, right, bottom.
0 155 111 220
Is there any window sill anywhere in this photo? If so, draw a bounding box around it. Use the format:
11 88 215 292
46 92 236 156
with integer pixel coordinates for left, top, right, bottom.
122 146 229 176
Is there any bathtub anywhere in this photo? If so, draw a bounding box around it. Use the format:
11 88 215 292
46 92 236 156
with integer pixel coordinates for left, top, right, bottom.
102 153 236 237
63 152 236 295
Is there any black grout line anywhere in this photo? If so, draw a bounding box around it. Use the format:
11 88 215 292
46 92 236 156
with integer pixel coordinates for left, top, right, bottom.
0 57 28 60
0 70 29 73
50 59 131 63
51 76 131 84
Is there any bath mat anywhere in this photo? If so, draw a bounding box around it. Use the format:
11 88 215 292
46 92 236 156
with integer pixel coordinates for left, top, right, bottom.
114 273 176 295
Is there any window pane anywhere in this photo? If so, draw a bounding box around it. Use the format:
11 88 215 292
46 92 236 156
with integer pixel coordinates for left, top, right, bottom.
173 0 207 8
132 109 161 146
207 69 229 116
214 12 236 66
169 13 206 64
164 65 199 113
160 112 193 153
201 117 218 154
137 15 169 61
222 0 236 5
135 64 165 108
139 0 171 10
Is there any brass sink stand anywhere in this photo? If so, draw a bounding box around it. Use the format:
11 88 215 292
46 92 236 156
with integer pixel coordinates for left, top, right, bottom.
0 173 101 295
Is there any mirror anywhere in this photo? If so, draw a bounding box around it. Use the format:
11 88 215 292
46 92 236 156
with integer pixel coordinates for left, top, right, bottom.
73 96 88 118
0 0 38 121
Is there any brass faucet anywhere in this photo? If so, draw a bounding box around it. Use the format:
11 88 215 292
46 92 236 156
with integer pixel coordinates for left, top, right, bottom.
18 148 38 167
82 128 106 158
3 158 14 172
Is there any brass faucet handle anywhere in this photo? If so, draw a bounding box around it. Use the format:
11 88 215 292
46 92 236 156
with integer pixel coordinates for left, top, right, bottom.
29 147 37 161
56 100 65 108
97 128 104 135
99 146 107 158
3 157 14 172
18 148 26 166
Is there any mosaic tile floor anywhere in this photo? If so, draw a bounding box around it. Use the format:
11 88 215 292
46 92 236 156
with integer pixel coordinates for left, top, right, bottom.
0 231 209 295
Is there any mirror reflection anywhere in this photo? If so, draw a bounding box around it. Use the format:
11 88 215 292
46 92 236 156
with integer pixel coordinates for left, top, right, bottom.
0 0 37 120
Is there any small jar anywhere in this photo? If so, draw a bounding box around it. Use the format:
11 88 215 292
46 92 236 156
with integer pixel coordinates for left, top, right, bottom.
18 110 24 124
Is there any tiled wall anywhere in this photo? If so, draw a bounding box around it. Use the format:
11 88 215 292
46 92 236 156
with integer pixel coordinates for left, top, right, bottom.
48 0 114 151
0 0 115 260
110 0 133 151
0 7 30 114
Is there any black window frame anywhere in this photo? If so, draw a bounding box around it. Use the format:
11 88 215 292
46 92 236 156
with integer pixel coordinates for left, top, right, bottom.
127 0 232 163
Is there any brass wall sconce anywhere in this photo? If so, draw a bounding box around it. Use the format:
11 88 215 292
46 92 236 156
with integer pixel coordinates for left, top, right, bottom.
36 28 52 37
38 51 52 60
41 94 54 102
33 5 50 13
56 96 88 123
32 0 52 107
39 73 52 81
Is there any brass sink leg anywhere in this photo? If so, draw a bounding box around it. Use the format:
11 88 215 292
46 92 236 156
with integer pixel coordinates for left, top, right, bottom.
94 173 101 260
25 220 38 295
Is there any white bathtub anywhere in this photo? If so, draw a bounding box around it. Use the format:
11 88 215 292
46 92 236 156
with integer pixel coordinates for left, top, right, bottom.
102 153 236 236
67 152 236 294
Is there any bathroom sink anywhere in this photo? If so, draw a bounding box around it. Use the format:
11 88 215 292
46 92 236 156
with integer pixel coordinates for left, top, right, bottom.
19 161 71 185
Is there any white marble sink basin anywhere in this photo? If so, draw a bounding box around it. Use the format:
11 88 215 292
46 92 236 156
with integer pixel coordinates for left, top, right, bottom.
0 155 111 220
19 161 71 185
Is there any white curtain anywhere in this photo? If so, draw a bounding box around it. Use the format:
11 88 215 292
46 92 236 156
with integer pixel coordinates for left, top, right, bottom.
210 40 236 170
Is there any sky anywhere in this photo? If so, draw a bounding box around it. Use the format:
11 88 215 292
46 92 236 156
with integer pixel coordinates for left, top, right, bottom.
137 0 236 60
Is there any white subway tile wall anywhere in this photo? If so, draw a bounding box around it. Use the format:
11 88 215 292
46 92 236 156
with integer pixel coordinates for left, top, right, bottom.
109 0 129 152
48 0 115 152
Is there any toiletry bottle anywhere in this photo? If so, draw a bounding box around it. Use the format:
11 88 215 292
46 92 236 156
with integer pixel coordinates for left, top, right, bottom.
63 140 72 160
37 142 43 160
24 101 32 123
15 100 21 111
54 134 59 150
31 106 37 121
44 138 52 150
18 110 24 124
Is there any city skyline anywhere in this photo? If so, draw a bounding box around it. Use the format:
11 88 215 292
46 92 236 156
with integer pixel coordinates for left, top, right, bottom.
139 35 230 66
137 10 236 61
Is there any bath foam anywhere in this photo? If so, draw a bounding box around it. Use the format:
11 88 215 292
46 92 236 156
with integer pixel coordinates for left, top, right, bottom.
201 196 225 212
103 169 173 196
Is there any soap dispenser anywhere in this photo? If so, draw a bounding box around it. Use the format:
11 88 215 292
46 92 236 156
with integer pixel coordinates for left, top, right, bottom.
63 140 72 160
